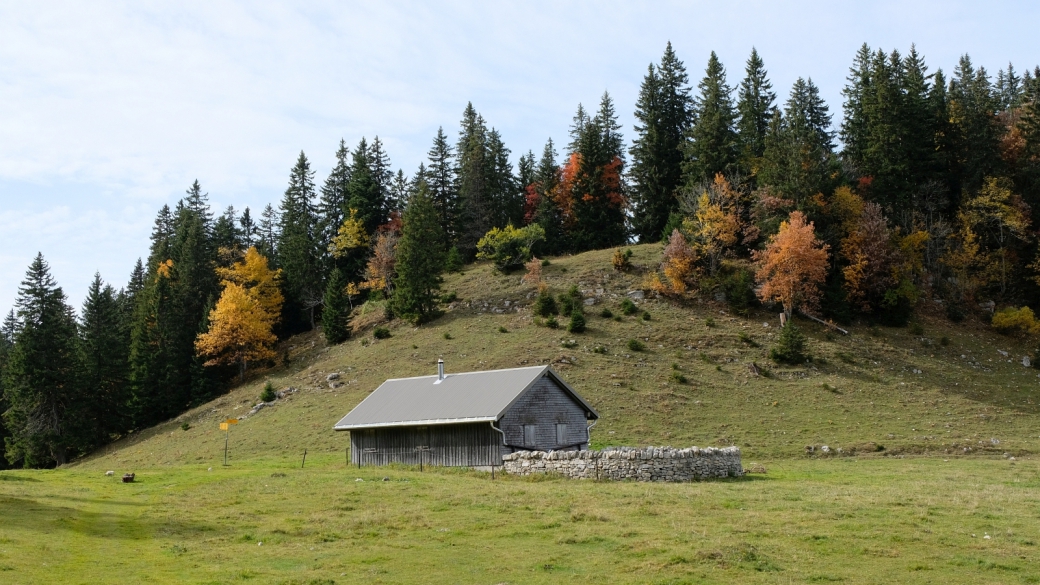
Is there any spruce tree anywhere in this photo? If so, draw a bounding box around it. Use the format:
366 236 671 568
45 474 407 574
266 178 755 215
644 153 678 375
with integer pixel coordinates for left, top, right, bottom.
736 47 777 174
683 51 738 185
369 136 394 223
566 94 628 251
950 55 1001 193
0 310 16 468
321 267 351 344
79 273 131 443
317 139 352 276
390 169 410 213
277 152 323 331
487 128 520 228
3 254 85 467
213 205 242 259
392 185 447 324
456 103 492 258
239 207 257 249
630 42 693 242
425 127 457 249
257 204 280 262
347 138 387 236
530 139 566 255
761 78 835 206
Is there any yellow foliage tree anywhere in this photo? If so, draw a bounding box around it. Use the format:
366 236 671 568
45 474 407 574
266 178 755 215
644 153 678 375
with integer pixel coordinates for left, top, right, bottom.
942 216 984 302
683 174 743 276
216 246 283 325
329 209 370 258
957 177 1032 296
991 306 1040 336
195 283 277 381
753 211 830 320
645 229 699 295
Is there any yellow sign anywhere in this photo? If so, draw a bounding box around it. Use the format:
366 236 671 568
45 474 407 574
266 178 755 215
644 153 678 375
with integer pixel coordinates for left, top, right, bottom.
225 419 239 425
220 422 229 431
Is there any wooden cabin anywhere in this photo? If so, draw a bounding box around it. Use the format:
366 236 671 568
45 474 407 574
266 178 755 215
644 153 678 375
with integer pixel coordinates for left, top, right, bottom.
333 361 598 467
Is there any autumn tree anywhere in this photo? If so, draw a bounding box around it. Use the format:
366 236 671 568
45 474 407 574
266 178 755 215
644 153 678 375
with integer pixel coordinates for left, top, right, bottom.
681 174 745 276
754 211 831 319
361 228 399 298
957 176 1032 296
195 283 277 382
646 229 699 295
840 202 899 312
216 246 284 325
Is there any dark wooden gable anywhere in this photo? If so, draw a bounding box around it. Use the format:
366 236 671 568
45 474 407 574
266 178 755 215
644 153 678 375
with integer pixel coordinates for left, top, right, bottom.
497 372 591 452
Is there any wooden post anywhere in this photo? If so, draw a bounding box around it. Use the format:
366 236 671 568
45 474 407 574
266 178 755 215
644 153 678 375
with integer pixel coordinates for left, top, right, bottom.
224 429 229 466
301 449 307 468
779 312 787 328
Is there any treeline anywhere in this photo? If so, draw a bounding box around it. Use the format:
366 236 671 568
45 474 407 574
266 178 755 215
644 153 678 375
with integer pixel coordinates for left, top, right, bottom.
3 42 1040 468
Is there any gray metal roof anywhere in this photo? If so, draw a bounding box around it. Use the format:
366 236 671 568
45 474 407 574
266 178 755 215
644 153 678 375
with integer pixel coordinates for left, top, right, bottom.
333 365 597 431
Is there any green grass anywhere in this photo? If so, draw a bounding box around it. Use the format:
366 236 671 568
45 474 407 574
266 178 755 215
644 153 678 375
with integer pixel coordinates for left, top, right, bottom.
2 457 1039 583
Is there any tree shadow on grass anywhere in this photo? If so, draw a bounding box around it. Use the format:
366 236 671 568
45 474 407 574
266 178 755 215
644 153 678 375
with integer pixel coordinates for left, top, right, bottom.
0 495 219 540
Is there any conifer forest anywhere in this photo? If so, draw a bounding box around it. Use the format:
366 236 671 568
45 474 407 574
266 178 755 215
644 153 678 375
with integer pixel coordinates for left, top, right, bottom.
4 42 1040 468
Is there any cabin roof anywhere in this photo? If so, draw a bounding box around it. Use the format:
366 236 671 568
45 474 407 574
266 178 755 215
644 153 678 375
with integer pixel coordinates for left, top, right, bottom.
333 365 597 431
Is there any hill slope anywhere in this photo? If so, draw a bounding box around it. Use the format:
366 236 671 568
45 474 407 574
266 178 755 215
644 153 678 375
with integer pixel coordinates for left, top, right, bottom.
79 244 1040 469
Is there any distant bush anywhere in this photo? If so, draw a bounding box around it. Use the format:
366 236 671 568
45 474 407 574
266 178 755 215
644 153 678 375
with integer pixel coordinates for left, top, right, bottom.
599 308 613 319
770 323 808 364
558 285 583 318
540 258 551 267
546 316 559 329
260 381 276 403
498 326 508 333
619 298 638 316
908 322 924 335
705 316 716 328
442 332 453 340
180 422 191 431
627 339 645 352
992 306 1040 336
670 370 687 384
373 327 391 339
440 291 458 304
738 331 759 347
592 345 607 354
940 336 950 346
561 339 578 349
722 268 757 314
533 286 559 317
476 224 545 271
568 312 586 333
611 248 633 272
444 246 463 273
641 311 651 321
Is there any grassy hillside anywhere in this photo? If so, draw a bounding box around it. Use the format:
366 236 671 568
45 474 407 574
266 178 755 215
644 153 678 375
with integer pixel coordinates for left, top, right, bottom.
76 243 1040 469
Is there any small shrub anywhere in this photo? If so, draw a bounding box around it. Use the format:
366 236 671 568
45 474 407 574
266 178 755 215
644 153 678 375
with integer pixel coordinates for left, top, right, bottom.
592 345 607 354
561 339 578 349
568 312 586 333
821 383 840 394
599 308 614 318
440 291 458 304
181 422 191 431
260 382 276 403
705 316 716 328
613 315 622 322
837 351 855 364
641 311 651 321
722 268 757 314
498 326 508 333
908 322 924 335
475 224 545 271
945 301 966 322
444 246 463 273
940 336 950 346
627 339 645 352
443 332 453 340
546 316 559 329
770 323 809 364
373 327 391 339
670 371 688 384
671 362 680 370
533 286 559 317
612 248 633 272
541 258 551 267
360 338 370 347
619 298 638 315
558 285 583 318
412 344 418 349
738 331 760 347
992 306 1040 336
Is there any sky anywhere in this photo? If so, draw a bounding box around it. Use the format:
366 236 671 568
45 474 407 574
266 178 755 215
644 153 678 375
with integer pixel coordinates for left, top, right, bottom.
1 1 1038 312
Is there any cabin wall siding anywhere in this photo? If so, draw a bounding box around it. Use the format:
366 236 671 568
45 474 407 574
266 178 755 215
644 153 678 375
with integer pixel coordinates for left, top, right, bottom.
498 377 590 452
350 422 500 467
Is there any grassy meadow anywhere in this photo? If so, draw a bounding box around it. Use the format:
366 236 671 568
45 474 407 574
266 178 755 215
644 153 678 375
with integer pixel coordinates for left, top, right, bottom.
3 243 1040 583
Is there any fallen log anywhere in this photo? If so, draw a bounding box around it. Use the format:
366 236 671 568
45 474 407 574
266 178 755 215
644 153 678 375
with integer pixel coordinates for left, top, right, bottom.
797 310 849 335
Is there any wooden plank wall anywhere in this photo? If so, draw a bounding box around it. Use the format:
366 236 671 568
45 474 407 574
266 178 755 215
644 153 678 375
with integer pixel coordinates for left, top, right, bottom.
498 377 590 452
350 422 501 467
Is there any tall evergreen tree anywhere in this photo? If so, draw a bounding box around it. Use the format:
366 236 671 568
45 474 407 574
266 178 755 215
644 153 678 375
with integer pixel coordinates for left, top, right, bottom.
995 63 1023 110
390 169 410 213
277 152 322 331
630 42 693 242
80 273 131 444
239 207 257 250
2 254 84 467
213 205 242 260
425 127 457 249
683 51 739 184
456 103 493 257
529 139 566 255
321 267 351 344
317 139 352 276
949 54 1001 193
256 204 280 262
391 184 447 324
486 128 520 228
566 93 628 251
369 136 394 223
0 310 16 468
761 78 835 206
736 47 777 174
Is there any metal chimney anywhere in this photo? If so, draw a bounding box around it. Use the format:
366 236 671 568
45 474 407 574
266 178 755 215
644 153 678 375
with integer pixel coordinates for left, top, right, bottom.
437 358 445 381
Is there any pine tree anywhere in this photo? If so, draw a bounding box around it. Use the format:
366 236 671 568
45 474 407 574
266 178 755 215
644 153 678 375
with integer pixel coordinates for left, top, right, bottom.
425 127 457 249
369 136 394 223
529 139 566 255
79 273 131 444
950 54 1001 193
321 267 351 344
995 62 1022 110
630 42 694 242
2 254 85 467
277 152 322 331
684 51 738 184
390 169 410 213
213 205 242 261
0 310 17 468
487 128 520 228
317 139 352 276
456 104 492 258
239 207 257 249
347 138 388 236
256 204 280 262
736 47 777 174
391 184 447 324
761 78 835 206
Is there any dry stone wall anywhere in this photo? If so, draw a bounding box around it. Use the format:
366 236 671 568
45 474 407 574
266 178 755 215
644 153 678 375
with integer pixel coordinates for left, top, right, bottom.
502 446 743 482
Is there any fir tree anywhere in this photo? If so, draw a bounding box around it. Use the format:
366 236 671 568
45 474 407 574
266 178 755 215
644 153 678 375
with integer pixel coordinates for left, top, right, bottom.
277 152 322 331
213 205 242 259
684 51 738 184
321 267 351 344
0 310 16 468
257 204 280 262
79 273 131 444
239 207 257 249
487 128 520 228
317 139 352 275
369 136 394 223
391 184 447 324
390 169 410 213
761 78 835 206
3 254 85 467
347 138 388 236
456 103 492 258
530 139 566 255
950 54 1001 193
566 94 628 251
425 127 457 249
630 42 693 242
736 47 777 173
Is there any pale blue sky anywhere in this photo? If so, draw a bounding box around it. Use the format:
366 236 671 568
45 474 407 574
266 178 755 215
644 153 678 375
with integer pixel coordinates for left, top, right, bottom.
1 1 1037 312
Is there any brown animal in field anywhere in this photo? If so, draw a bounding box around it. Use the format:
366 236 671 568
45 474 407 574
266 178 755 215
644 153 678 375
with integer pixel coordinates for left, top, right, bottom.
122 473 135 483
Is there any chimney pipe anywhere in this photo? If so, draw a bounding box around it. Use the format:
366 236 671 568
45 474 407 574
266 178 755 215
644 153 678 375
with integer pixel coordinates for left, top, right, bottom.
437 359 445 381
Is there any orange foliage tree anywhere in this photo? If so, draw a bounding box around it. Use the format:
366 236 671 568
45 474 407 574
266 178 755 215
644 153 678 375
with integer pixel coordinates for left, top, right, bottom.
195 283 278 381
216 246 283 324
840 202 898 312
646 229 699 295
753 211 830 320
360 229 399 297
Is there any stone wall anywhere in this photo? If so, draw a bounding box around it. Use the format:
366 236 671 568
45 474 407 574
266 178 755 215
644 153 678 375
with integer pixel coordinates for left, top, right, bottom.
502 446 743 482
